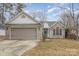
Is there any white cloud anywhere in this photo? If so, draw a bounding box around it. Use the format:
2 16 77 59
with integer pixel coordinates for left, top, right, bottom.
21 9 29 14
66 7 70 10
35 17 41 21
36 9 42 12
56 3 65 7
48 7 56 13
25 10 30 14
31 9 42 13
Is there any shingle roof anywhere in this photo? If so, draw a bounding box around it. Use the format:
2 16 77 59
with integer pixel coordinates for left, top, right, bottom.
6 10 40 24
47 21 56 26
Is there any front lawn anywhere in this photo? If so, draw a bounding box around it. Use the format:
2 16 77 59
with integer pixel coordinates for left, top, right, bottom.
22 39 79 56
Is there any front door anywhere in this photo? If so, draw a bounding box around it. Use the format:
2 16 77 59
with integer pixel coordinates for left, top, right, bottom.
43 28 48 39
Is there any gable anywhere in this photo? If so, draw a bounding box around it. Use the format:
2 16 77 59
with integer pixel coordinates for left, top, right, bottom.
8 11 38 24
51 22 64 29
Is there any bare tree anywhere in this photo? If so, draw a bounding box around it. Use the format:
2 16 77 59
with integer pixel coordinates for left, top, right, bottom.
31 8 47 42
31 9 47 22
0 3 26 29
57 3 79 39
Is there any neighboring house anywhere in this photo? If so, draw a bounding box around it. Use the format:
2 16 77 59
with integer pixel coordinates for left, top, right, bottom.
5 10 65 40
5 10 42 40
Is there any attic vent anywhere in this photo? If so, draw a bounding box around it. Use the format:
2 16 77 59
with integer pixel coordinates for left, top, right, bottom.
21 14 26 18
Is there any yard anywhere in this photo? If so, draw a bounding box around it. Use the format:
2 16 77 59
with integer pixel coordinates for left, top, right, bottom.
22 39 79 56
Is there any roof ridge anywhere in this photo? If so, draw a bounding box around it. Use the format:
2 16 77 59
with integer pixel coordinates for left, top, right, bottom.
6 10 40 24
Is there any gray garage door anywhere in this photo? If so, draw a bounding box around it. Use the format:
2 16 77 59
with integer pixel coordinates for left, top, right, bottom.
11 28 37 40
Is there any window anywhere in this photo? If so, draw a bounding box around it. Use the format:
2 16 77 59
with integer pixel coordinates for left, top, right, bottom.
60 29 62 35
53 29 55 35
56 27 59 35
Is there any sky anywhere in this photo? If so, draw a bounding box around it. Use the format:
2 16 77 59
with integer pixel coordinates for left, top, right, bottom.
24 3 79 21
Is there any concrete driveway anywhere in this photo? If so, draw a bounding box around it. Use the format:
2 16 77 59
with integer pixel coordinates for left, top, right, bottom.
0 40 38 56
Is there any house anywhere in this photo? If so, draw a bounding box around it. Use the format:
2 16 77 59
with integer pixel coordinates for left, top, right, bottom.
5 10 42 40
43 21 65 39
5 10 65 40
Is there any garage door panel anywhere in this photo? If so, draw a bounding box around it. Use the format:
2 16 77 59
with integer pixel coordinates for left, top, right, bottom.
11 28 37 40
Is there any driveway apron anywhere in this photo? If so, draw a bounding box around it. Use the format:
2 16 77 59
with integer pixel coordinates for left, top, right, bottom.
0 40 38 56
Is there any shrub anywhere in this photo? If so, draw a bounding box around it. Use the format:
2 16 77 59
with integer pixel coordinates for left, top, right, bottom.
67 33 76 40
65 28 76 39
